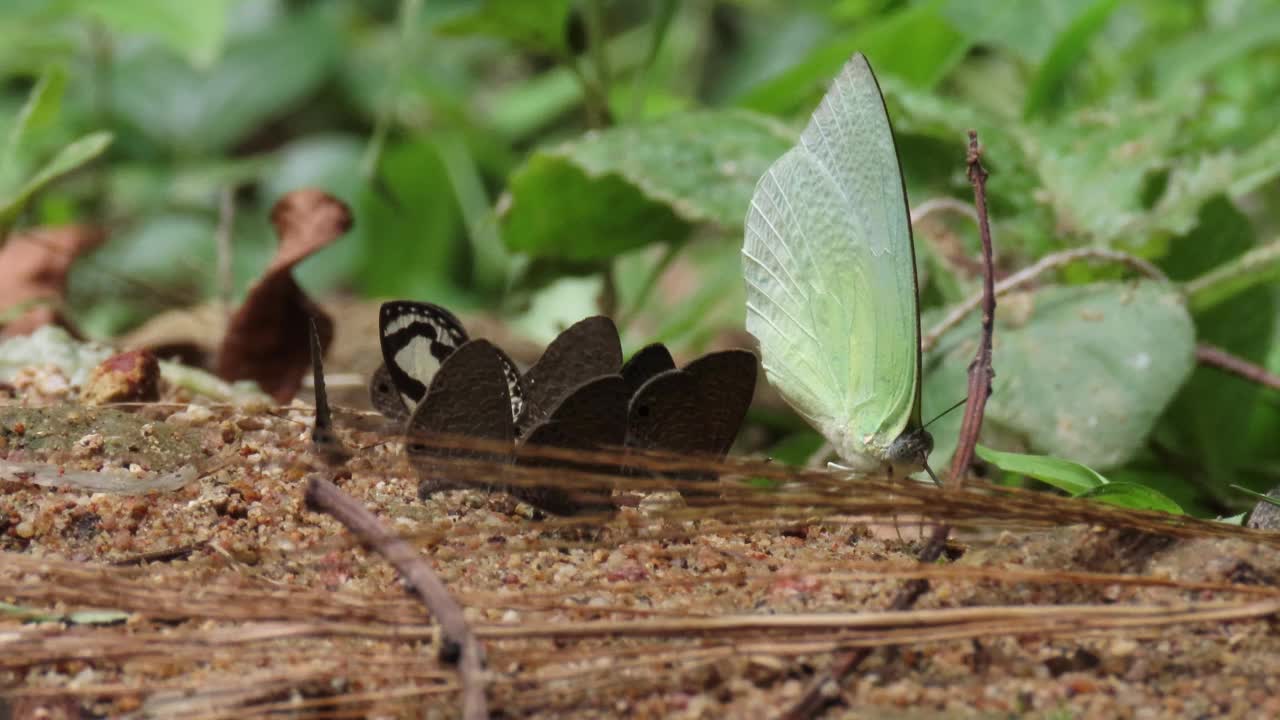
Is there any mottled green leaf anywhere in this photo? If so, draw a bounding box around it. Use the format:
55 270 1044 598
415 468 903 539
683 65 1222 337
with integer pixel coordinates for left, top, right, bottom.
502 110 793 260
924 282 1196 471
1153 7 1280 94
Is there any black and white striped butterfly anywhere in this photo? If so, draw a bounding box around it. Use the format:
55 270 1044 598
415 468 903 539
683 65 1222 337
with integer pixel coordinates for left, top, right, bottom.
370 300 523 424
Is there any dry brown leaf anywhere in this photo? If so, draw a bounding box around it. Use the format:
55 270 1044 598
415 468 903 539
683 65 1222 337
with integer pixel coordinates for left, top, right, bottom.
215 189 350 402
0 225 105 337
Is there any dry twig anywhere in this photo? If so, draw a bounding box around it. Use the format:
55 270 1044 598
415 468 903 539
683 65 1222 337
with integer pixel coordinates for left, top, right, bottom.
304 477 488 720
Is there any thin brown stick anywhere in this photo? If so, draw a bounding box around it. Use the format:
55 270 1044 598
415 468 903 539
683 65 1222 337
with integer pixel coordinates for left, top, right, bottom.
1197 342 1280 392
783 130 999 720
304 477 487 720
922 247 1168 352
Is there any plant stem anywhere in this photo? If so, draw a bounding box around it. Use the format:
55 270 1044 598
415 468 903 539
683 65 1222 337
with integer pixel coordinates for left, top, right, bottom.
617 239 683 331
1184 239 1280 314
1196 343 1280 393
922 247 1168 353
629 0 677 120
584 0 613 108
361 0 421 179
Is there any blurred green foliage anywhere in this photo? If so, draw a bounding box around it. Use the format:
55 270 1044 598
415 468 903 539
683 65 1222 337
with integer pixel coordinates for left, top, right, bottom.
1 0 1279 517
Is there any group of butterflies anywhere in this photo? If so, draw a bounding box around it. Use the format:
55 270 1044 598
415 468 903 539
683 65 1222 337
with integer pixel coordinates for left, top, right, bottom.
361 300 758 515
313 51 946 512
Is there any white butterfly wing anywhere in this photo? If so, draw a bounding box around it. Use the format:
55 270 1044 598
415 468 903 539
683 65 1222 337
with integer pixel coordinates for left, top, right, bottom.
742 53 922 470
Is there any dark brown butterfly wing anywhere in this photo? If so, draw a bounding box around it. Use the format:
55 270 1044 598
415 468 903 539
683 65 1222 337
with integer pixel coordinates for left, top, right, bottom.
518 316 622 433
620 343 676 396
406 339 518 497
682 349 757 457
515 374 629 515
625 369 704 455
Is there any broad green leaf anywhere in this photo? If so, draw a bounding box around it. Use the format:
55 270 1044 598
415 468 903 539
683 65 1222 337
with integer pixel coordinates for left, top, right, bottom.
974 444 1106 495
437 0 572 55
924 282 1196 472
502 110 792 261
1022 0 1121 119
736 0 970 114
0 131 112 231
109 9 337 154
356 141 469 304
1133 128 1280 243
1077 482 1185 514
73 0 235 68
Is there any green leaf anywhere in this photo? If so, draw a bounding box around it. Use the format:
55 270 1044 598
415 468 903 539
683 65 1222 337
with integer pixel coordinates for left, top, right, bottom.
924 282 1196 471
0 131 113 232
109 9 338 154
1077 482 1185 514
975 444 1107 495
356 141 469 303
942 0 1089 63
1 65 66 184
437 0 572 55
976 445 1184 514
73 0 234 68
502 110 793 261
1153 7 1280 94
1161 198 1277 495
769 431 828 467
1023 0 1121 119
737 0 970 114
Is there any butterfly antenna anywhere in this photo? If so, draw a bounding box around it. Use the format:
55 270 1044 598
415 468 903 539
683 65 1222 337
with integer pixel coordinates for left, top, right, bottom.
308 316 351 465
923 396 969 429
922 461 942 487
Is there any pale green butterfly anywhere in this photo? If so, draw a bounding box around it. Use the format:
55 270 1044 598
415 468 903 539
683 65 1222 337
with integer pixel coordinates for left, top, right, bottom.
742 53 935 478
